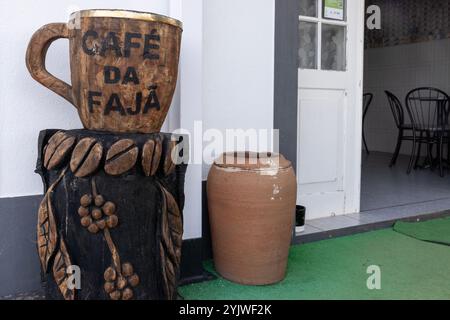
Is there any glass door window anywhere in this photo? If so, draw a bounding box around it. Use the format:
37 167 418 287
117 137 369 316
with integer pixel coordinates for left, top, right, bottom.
298 0 347 71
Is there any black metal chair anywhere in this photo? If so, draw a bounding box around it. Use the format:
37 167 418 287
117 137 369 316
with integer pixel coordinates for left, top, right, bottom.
362 93 374 155
385 91 414 167
405 87 450 177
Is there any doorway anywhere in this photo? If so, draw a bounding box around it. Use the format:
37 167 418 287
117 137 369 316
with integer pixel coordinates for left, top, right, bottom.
361 0 450 218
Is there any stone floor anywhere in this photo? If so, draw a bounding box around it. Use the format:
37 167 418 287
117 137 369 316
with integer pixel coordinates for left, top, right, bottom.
361 152 450 212
296 152 450 243
0 291 44 300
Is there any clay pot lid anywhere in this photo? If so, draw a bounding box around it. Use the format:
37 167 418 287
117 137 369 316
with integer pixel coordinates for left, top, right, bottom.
213 152 292 171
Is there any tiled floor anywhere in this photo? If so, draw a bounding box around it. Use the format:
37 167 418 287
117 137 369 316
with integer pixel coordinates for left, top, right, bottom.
361 152 450 212
297 152 450 242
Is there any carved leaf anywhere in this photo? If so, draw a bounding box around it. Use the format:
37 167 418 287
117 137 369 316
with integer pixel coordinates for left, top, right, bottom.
53 238 75 300
37 191 58 273
37 168 67 273
158 183 183 300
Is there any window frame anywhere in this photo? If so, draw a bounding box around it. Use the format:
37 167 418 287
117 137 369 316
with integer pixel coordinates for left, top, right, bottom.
298 0 348 71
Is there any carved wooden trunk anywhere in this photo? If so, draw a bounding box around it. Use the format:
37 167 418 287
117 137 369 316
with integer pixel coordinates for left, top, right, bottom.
35 129 187 300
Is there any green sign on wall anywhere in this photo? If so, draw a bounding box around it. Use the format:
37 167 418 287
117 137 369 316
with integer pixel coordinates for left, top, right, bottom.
324 0 345 20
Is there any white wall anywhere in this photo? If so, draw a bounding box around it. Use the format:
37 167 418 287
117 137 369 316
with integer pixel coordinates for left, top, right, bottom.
0 0 169 198
178 0 203 240
364 39 450 155
202 0 276 179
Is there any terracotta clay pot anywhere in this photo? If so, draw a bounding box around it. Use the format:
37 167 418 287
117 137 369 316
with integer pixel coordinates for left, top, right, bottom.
207 152 297 285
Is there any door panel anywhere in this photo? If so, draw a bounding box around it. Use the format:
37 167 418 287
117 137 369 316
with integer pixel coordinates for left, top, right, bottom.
298 89 345 188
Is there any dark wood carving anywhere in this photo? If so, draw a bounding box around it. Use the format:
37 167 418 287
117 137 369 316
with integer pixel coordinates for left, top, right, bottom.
36 129 187 300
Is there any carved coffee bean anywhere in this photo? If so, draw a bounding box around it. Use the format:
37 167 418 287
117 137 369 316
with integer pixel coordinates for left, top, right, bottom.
122 288 133 300
104 139 139 176
43 131 64 165
104 267 117 282
117 277 127 290
70 138 103 178
78 206 90 218
122 263 134 277
106 215 119 228
44 131 76 170
80 216 92 227
104 282 115 294
103 202 116 216
80 194 93 207
142 137 162 176
91 208 103 220
88 223 100 234
164 139 178 176
94 195 105 207
110 291 121 301
128 274 140 287
96 219 106 230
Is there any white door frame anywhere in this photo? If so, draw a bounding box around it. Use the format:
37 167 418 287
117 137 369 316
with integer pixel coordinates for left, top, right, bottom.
346 0 365 215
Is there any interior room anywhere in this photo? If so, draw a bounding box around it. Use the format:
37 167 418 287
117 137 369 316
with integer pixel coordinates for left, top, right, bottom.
362 0 450 218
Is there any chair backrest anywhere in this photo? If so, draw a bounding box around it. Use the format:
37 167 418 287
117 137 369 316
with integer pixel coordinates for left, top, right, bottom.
363 93 373 122
405 87 450 130
385 90 405 128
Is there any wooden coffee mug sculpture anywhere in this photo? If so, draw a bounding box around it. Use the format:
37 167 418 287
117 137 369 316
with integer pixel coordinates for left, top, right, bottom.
26 10 182 133
27 10 187 301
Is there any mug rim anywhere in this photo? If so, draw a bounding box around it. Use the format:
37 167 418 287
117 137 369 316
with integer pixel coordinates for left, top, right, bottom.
69 9 183 29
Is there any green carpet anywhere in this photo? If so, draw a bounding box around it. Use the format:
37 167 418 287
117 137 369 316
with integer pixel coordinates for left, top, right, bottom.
180 227 450 300
394 217 450 246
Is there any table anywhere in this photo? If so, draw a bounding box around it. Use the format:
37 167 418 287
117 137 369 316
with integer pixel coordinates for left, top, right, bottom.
407 96 449 173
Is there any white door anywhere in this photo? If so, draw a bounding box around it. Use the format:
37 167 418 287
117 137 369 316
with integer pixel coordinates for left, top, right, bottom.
297 0 364 220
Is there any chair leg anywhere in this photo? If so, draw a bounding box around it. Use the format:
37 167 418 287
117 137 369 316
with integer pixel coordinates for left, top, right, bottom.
439 135 444 177
407 134 417 175
363 129 370 155
447 134 450 165
414 133 423 170
390 129 403 167
426 133 434 169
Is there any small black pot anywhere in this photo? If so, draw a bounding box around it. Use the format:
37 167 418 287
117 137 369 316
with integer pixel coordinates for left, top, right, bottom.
295 205 306 233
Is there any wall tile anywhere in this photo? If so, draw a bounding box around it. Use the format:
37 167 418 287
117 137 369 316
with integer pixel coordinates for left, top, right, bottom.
364 39 450 155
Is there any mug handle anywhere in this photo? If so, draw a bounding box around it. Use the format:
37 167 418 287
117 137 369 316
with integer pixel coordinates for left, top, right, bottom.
26 23 75 106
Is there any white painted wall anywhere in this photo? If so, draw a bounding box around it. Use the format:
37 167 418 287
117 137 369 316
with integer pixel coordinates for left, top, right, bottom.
0 0 169 198
364 39 450 155
178 0 203 240
202 0 276 179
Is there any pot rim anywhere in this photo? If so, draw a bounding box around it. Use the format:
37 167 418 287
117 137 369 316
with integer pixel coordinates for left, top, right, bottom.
213 152 292 171
69 9 183 30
